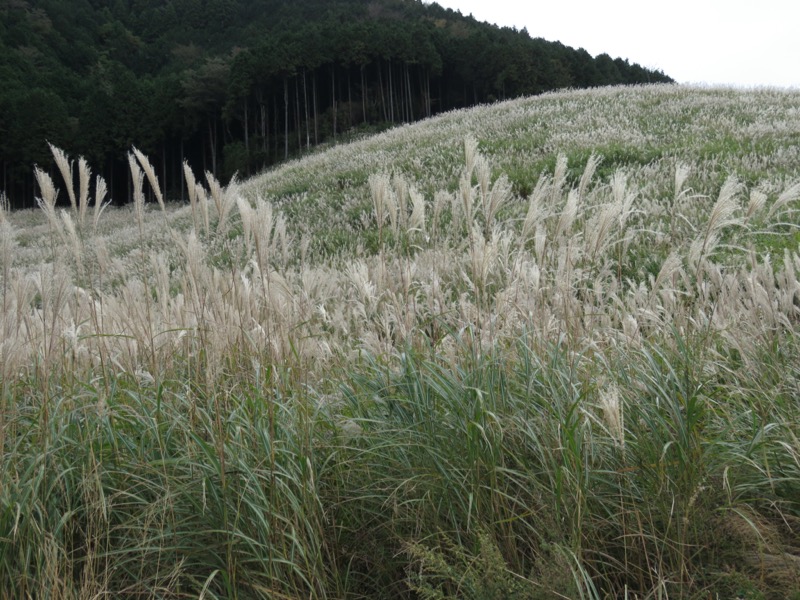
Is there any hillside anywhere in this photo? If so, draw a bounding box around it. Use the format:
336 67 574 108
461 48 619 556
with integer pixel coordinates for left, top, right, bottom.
0 0 671 209
2 85 800 598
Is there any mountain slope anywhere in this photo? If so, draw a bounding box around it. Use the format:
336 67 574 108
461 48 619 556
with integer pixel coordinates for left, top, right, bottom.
239 84 800 259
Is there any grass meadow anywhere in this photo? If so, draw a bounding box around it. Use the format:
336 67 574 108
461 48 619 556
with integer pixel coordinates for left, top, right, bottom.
2 84 800 599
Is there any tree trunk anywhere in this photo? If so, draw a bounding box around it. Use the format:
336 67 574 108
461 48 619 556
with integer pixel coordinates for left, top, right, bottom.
361 64 367 124
173 143 180 202
312 71 319 145
388 60 395 123
161 144 167 199
428 69 432 116
208 118 218 177
295 76 301 152
399 64 405 122
261 102 267 156
378 61 387 122
127 157 132 204
331 65 337 140
284 77 289 160
401 66 406 122
347 67 352 127
303 68 310 149
420 68 427 117
406 63 414 122
273 93 279 161
244 98 250 154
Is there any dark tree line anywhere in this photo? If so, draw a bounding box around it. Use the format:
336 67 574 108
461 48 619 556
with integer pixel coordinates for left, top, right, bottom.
0 0 672 208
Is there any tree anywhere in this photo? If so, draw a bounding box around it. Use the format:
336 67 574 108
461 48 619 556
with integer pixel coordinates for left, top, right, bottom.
0 0 674 208
180 57 231 176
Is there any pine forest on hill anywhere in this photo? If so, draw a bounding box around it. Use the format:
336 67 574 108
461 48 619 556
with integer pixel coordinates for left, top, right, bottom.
0 0 671 208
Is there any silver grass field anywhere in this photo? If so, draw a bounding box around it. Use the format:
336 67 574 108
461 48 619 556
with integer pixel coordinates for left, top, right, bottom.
1 84 800 599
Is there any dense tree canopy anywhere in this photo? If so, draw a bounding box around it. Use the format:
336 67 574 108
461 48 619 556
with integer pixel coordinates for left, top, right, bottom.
0 0 672 207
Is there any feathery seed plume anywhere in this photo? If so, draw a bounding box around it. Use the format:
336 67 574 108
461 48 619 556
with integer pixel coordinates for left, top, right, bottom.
650 251 683 299
611 171 636 231
93 175 109 230
128 153 146 228
521 175 551 244
60 211 83 275
459 173 475 230
34 167 61 235
408 187 426 235
745 189 768 222
207 171 236 234
206 170 224 216
674 163 691 201
551 153 568 204
483 174 511 235
599 384 624 447
49 144 77 213
476 155 491 204
578 153 602 200
767 180 800 220
689 175 742 268
133 147 165 211
78 157 91 227
0 195 14 308
393 174 409 231
463 136 478 181
432 190 449 240
555 189 579 239
196 183 210 234
183 161 199 230
586 201 619 259
236 196 254 255
369 173 390 232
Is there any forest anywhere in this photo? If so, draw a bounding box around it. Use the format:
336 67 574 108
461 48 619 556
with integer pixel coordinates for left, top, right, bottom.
0 0 672 208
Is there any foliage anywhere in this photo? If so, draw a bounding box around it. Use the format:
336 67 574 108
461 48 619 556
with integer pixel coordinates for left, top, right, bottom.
0 0 671 208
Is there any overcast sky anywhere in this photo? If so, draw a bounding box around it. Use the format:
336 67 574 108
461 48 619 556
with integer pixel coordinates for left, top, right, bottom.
428 0 800 89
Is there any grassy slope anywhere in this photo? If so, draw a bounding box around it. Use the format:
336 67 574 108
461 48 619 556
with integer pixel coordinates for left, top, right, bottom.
2 84 800 599
244 84 800 258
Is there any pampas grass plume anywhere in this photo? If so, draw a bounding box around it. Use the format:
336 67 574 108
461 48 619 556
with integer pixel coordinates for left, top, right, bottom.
133 147 165 212
578 153 601 200
60 211 83 275
689 175 742 268
34 167 60 233
93 176 109 231
49 143 76 213
408 187 426 235
183 160 199 230
127 153 146 228
767 180 800 220
78 157 91 227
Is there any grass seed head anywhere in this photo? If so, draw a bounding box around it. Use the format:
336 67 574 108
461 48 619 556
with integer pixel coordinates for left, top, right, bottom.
133 147 165 212
49 143 76 212
78 157 91 226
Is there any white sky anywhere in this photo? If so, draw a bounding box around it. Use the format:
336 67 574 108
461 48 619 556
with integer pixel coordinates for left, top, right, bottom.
428 0 800 89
